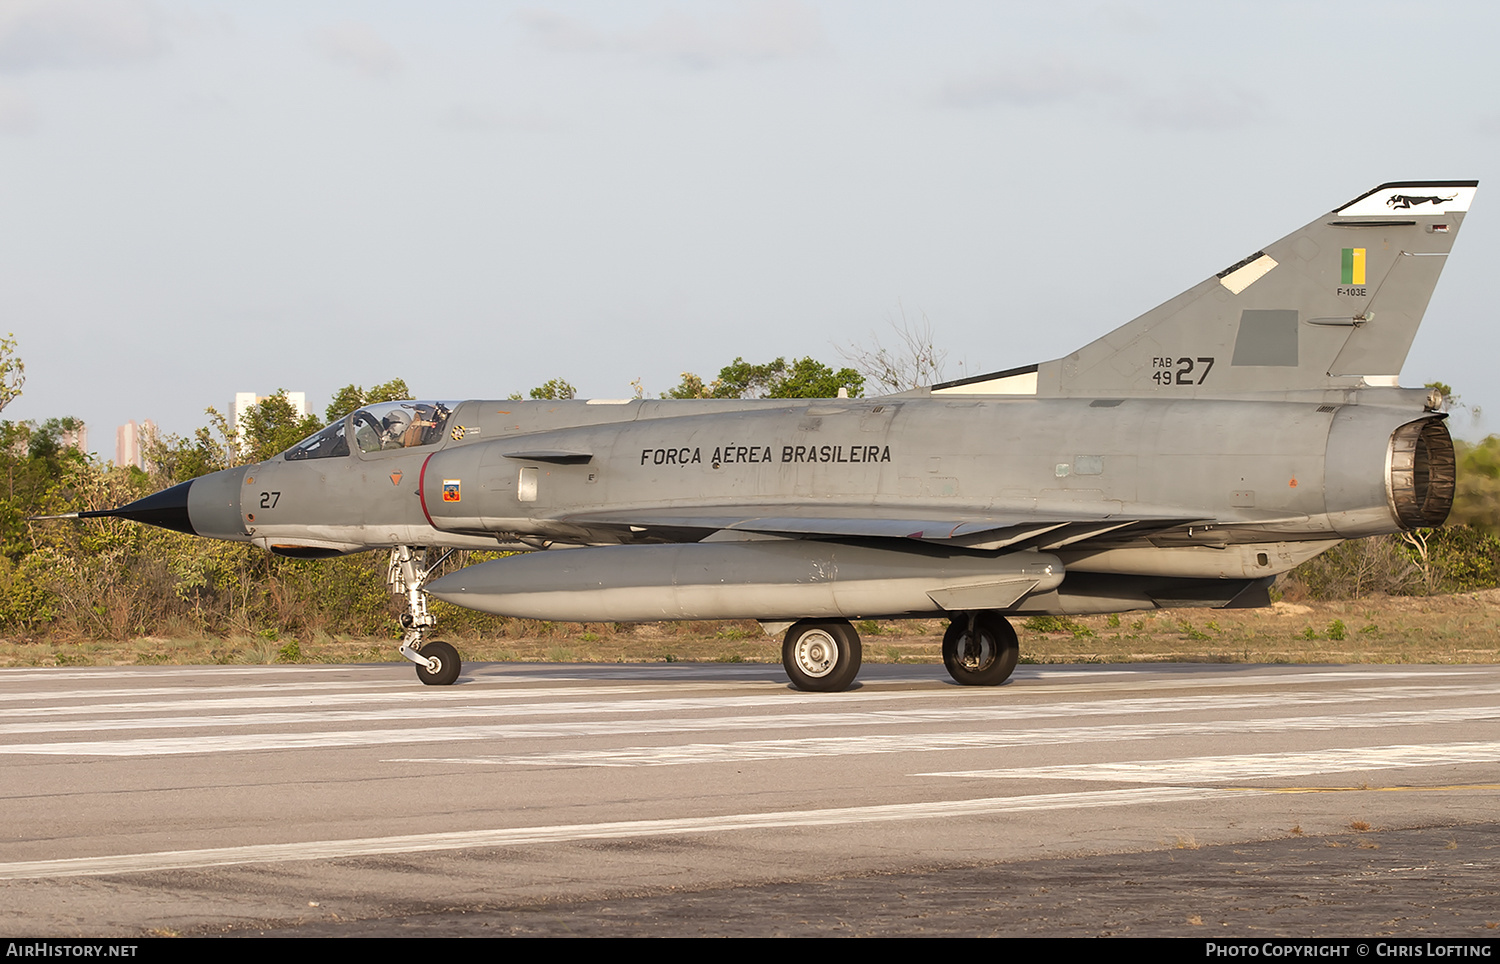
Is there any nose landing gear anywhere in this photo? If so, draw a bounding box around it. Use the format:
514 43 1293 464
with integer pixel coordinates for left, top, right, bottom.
390 546 462 686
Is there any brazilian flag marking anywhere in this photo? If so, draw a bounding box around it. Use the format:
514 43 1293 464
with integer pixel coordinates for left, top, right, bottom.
1341 248 1366 285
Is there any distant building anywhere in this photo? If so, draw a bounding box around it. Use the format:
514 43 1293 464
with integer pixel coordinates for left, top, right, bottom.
232 392 307 452
116 419 156 470
60 422 87 455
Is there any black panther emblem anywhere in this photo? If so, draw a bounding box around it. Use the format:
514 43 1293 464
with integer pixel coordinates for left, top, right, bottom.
1386 193 1457 209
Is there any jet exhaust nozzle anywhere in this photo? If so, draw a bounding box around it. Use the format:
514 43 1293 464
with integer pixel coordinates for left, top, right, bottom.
1388 417 1455 529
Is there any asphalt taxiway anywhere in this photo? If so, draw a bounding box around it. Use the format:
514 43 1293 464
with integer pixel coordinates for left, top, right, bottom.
2 661 1497 936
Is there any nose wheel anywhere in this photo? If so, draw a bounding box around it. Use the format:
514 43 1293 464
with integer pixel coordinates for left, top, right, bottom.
414 639 461 686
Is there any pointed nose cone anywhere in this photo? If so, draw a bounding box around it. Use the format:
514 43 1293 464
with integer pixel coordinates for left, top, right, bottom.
80 479 195 534
78 465 249 540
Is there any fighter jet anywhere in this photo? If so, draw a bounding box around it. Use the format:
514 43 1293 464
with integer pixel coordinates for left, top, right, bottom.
79 180 1474 691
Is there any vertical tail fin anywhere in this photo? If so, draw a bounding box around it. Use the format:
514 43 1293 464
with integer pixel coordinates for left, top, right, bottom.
935 181 1476 398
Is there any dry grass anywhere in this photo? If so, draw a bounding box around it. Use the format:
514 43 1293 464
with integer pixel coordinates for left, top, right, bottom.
3 591 1499 669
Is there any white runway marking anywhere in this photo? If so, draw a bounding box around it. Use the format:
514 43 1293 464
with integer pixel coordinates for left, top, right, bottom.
0 666 359 683
5 703 1497 759
0 786 1248 880
0 677 778 707
386 706 1500 769
6 681 1498 745
0 680 414 705
0 684 832 722
0 665 1476 700
919 741 1500 782
0 691 929 733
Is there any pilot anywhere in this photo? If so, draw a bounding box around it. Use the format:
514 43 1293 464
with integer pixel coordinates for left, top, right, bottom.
381 409 413 449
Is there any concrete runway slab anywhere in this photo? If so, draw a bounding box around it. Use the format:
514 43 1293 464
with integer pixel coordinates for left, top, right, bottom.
1 661 1497 936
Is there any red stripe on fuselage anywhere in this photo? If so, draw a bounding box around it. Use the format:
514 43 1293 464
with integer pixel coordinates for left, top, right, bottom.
417 453 437 529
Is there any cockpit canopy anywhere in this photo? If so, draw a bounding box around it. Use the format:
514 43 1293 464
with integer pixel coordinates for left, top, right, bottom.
352 401 454 453
283 401 456 461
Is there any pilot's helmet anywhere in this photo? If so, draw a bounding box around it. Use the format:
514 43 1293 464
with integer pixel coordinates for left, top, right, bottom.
382 409 412 436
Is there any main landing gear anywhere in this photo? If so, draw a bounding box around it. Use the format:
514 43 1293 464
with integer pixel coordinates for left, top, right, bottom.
390 546 462 686
781 619 862 692
779 611 1020 691
942 611 1020 686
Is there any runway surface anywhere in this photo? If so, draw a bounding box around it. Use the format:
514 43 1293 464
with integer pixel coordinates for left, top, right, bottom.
1 660 1497 936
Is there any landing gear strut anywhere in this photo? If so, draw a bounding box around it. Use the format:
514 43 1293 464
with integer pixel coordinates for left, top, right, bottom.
389 546 462 685
942 611 1019 686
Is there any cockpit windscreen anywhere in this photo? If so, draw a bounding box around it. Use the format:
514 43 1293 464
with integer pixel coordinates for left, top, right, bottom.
283 420 349 461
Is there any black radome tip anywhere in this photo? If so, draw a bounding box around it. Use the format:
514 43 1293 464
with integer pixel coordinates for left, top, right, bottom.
79 479 196 535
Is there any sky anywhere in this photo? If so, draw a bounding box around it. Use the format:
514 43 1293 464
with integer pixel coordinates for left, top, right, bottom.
2 0 1498 455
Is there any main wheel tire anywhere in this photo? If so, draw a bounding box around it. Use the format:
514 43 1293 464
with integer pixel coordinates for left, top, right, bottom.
782 620 862 692
942 612 1018 686
415 639 461 686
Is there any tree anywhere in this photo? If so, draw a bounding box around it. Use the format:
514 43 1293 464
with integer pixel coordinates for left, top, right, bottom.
0 417 93 559
713 358 789 398
1425 381 1482 423
528 378 577 400
1448 435 1500 535
767 357 864 399
1287 535 1421 599
239 391 322 464
666 357 863 400
663 372 715 399
839 308 947 394
0 334 24 415
144 409 241 484
1399 528 1439 595
325 379 413 423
